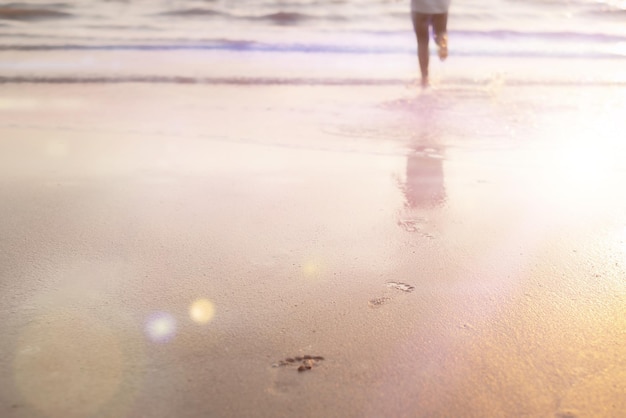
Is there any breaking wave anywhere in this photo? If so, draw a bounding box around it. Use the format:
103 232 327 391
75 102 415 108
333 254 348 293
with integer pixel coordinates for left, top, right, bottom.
0 6 72 20
1 75 625 87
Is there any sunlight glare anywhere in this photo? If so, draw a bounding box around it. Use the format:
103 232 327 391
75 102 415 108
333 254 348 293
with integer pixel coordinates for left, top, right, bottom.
542 141 614 197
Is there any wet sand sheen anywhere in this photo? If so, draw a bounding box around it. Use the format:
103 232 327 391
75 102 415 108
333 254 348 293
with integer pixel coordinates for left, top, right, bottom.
1 82 625 418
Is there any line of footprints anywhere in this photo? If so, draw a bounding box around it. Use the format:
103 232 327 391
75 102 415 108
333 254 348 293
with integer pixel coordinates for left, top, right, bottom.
273 281 415 372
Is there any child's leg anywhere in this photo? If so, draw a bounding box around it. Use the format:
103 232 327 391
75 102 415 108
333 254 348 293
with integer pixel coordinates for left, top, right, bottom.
431 13 448 36
432 13 448 60
411 12 431 83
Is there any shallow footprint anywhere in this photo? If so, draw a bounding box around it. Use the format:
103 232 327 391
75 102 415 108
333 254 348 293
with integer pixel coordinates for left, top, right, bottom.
397 218 435 238
386 281 415 293
368 296 391 309
272 355 325 372
369 282 415 308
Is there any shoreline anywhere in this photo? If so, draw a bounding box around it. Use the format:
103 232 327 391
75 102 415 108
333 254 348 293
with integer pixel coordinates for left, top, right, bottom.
1 49 626 87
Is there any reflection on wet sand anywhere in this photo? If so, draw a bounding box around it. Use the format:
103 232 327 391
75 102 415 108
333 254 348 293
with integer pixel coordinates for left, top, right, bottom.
397 128 446 237
403 145 445 209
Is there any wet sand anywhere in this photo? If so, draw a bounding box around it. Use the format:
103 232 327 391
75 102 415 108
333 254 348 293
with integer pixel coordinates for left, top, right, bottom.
1 80 626 418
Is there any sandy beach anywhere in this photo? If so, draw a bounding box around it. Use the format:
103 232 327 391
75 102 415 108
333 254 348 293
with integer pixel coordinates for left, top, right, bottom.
1 52 626 418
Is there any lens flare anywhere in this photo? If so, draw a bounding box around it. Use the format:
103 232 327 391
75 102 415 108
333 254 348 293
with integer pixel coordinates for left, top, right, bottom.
145 312 176 343
302 256 326 278
189 299 216 324
14 311 124 418
303 261 319 276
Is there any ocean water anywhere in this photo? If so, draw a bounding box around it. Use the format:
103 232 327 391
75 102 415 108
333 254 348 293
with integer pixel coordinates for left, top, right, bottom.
2 0 625 157
1 0 626 66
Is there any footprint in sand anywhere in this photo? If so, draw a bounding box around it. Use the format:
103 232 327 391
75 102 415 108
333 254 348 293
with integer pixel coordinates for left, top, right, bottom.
272 355 325 372
368 282 415 308
397 218 435 238
368 296 391 308
386 281 415 292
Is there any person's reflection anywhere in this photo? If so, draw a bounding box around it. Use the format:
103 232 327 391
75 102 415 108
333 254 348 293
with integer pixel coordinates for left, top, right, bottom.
403 145 445 208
